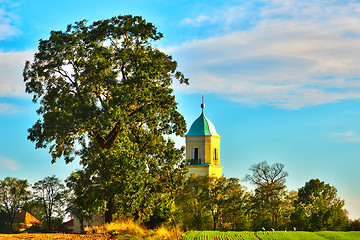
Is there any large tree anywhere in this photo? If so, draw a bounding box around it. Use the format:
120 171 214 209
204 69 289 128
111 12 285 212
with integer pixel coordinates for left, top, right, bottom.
24 15 188 223
0 177 30 233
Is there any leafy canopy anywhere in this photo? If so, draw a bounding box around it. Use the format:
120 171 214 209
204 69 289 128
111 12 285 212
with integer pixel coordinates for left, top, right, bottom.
292 178 348 231
24 15 188 163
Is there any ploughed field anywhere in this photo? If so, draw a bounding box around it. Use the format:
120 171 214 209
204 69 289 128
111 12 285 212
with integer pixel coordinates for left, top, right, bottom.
182 231 360 240
1 231 360 240
0 234 111 240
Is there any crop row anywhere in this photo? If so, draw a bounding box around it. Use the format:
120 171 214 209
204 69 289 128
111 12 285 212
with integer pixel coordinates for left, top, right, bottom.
182 231 276 240
182 231 360 240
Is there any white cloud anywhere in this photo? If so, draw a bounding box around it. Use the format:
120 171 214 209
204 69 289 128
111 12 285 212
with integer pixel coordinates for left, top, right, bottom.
0 51 34 97
0 5 27 99
172 0 360 109
0 103 22 114
332 130 360 142
182 15 213 26
0 156 20 171
0 6 19 40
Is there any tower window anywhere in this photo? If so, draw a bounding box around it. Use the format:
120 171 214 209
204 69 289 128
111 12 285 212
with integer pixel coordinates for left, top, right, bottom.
194 148 199 160
214 148 218 160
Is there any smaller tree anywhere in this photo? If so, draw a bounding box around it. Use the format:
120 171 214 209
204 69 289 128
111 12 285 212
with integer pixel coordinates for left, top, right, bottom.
245 161 292 230
202 176 226 231
291 178 348 231
0 177 30 232
221 178 251 231
176 175 251 231
33 175 67 230
175 175 212 230
348 218 360 231
66 171 97 233
203 177 250 231
0 210 12 233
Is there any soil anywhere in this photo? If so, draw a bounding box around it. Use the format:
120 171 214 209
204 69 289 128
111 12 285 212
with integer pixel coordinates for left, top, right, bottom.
0 234 112 240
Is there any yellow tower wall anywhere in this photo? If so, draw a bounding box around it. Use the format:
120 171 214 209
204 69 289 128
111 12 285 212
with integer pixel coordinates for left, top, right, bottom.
186 136 221 165
185 137 206 163
186 165 223 178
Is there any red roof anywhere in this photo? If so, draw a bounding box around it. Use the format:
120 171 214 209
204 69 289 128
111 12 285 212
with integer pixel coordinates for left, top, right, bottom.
64 219 74 226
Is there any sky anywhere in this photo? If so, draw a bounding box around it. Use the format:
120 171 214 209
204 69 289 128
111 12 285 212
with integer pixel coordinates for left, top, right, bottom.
0 0 360 219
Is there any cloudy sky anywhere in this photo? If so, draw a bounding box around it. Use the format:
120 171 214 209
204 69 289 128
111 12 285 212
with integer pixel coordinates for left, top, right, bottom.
1 0 360 219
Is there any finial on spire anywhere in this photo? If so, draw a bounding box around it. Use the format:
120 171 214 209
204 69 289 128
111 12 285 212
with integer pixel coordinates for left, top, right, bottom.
201 95 205 111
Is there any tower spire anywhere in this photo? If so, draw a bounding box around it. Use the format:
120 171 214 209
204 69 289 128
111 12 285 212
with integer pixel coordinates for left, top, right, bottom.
201 95 205 112
185 95 223 178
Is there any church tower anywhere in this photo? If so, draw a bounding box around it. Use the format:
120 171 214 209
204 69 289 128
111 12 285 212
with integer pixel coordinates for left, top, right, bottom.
185 101 223 178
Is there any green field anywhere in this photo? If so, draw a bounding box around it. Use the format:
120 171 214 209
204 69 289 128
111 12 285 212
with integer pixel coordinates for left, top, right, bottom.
182 231 360 240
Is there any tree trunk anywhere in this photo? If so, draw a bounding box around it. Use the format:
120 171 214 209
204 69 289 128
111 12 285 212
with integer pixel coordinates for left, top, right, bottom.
104 198 114 223
46 208 52 230
47 215 51 231
212 209 217 231
80 220 84 233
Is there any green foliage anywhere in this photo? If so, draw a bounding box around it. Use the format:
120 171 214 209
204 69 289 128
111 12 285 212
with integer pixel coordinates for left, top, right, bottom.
0 177 30 233
175 176 251 231
24 14 188 224
175 175 212 230
348 218 360 231
245 161 293 230
220 178 251 231
291 178 348 231
176 162 351 232
0 211 12 233
24 14 188 164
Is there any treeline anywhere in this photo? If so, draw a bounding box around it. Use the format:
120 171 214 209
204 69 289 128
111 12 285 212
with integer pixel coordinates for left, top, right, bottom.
1 161 359 234
175 161 358 232
0 175 67 233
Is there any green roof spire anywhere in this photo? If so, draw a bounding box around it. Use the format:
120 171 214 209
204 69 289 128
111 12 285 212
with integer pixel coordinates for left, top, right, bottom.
186 98 219 136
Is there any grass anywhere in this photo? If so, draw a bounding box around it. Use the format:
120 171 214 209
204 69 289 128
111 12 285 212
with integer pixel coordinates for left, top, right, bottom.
182 231 360 240
1 223 359 240
0 219 182 239
0 233 110 239
85 219 182 240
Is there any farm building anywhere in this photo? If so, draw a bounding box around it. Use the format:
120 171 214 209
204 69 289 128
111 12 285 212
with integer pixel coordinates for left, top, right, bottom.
14 211 41 231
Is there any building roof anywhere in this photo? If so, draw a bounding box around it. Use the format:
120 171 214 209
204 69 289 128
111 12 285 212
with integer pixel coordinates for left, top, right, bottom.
64 219 74 226
186 103 220 137
15 211 41 226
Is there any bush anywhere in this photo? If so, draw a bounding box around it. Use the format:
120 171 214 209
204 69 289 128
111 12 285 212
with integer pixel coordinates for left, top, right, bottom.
84 219 182 239
348 219 360 231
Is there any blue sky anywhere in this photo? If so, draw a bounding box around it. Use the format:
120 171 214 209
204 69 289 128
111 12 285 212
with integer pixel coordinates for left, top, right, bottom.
1 0 360 219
